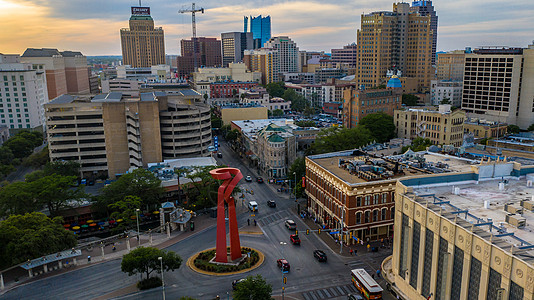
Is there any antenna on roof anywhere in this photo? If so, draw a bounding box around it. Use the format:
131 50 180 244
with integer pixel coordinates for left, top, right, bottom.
139 0 142 6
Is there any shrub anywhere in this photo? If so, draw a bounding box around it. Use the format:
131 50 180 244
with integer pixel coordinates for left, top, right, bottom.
137 277 162 290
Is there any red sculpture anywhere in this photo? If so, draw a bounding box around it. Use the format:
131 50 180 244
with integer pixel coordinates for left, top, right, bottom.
210 168 243 262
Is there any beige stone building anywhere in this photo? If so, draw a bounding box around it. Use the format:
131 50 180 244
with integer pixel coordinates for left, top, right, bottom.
355 3 433 92
215 103 268 125
21 48 89 99
255 124 297 178
192 63 261 85
436 50 465 81
45 90 210 179
243 48 279 84
120 7 165 68
464 119 508 139
395 105 466 147
388 161 534 300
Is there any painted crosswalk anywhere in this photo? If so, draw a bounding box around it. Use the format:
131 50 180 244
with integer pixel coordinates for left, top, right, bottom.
302 284 358 300
257 210 291 226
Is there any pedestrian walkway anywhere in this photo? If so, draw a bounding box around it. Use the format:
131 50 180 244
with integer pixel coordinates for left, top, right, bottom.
0 213 217 295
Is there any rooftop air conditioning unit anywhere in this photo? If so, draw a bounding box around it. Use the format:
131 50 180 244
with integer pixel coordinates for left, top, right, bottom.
505 214 526 228
504 204 523 214
520 200 534 212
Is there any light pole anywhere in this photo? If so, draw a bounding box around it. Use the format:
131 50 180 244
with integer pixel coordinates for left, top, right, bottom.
293 172 297 202
136 208 141 245
158 256 165 300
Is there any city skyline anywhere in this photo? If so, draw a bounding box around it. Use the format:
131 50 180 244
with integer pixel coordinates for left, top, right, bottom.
1 0 533 56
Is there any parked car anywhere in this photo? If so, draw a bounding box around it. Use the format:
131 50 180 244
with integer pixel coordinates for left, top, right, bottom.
232 278 245 290
80 179 87 186
267 200 276 208
245 176 252 182
284 220 296 230
248 201 258 212
256 177 264 183
88 180 95 186
277 259 290 272
313 250 327 262
290 234 300 245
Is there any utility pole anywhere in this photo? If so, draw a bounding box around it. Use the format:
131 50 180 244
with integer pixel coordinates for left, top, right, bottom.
179 3 205 73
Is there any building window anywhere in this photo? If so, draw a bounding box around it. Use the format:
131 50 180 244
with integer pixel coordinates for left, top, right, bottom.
410 221 421 289
364 196 370 206
364 211 370 223
422 229 434 296
399 214 409 279
372 210 378 222
451 246 464 299
382 193 387 203
356 212 361 224
381 208 387 221
486 268 502 300
435 237 449 300
509 281 524 300
373 194 379 205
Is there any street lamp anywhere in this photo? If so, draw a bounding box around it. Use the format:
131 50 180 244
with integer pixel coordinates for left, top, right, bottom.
293 172 297 203
158 256 165 300
135 209 141 246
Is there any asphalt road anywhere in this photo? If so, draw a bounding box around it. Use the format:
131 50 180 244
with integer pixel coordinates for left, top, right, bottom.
2 139 395 300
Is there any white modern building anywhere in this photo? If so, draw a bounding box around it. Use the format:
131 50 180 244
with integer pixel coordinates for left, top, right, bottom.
430 80 463 106
101 78 143 98
264 36 299 74
116 64 170 80
0 54 49 130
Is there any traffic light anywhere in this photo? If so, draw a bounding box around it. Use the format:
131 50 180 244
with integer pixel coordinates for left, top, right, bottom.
283 276 287 284
306 229 310 235
318 228 321 234
295 230 298 235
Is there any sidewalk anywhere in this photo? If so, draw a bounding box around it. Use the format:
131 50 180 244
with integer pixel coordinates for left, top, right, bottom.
0 213 218 295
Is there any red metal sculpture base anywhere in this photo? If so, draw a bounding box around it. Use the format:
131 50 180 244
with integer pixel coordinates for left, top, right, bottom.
210 168 243 262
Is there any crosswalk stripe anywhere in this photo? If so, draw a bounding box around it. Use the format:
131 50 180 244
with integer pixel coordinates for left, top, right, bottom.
328 287 339 297
302 292 313 300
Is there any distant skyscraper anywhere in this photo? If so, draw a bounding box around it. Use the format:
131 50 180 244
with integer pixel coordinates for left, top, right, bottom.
410 1 438 65
355 3 433 92
264 36 299 74
244 15 271 48
177 37 222 77
331 44 358 68
120 6 165 68
221 32 254 67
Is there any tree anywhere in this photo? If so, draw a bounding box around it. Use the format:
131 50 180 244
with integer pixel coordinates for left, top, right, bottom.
265 82 285 98
109 195 142 229
233 275 272 300
30 174 86 217
440 97 451 105
507 125 520 134
303 107 315 117
528 124 534 132
3 136 34 159
271 109 284 117
225 129 239 143
0 212 77 269
99 169 164 215
402 94 419 106
203 93 208 101
309 126 373 155
23 146 49 168
0 182 39 217
183 165 220 209
359 112 396 143
121 247 182 281
402 137 432 152
42 160 80 178
295 120 316 127
289 157 306 198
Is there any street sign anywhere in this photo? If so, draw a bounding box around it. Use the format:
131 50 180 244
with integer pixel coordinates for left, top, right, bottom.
329 231 340 234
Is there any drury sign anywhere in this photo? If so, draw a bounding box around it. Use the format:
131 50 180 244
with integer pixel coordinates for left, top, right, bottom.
131 7 150 16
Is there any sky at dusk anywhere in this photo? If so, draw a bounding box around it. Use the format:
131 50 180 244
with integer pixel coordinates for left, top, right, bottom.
1 0 533 56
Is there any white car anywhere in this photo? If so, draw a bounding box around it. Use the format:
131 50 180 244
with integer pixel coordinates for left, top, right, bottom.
245 176 252 182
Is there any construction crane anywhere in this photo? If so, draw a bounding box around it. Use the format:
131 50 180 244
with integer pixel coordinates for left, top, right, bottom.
179 3 204 38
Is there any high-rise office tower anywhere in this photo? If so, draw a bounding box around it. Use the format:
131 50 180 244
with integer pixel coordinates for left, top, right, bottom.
21 48 89 99
355 2 433 92
264 36 299 74
221 32 254 66
0 54 49 130
462 44 534 129
177 37 222 77
410 1 438 65
331 43 358 68
243 48 279 84
120 6 165 68
244 15 271 48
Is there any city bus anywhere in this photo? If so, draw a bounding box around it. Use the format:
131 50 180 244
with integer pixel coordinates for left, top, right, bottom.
351 269 383 300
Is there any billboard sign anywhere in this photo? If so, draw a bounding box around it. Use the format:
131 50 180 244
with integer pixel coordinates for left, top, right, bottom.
131 7 150 16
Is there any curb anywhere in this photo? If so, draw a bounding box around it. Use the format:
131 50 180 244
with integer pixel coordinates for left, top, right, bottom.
186 247 265 276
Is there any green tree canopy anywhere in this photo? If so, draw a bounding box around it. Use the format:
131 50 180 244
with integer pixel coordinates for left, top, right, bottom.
233 275 273 300
266 82 285 98
109 195 142 229
23 146 49 168
402 94 419 106
271 109 284 117
289 157 306 198
43 161 81 178
359 112 396 143
0 182 39 217
225 129 239 143
295 120 316 127
284 89 309 113
528 124 534 132
309 126 373 155
507 125 520 134
3 137 34 159
98 169 164 215
440 97 451 104
0 212 77 269
121 247 182 280
402 137 433 152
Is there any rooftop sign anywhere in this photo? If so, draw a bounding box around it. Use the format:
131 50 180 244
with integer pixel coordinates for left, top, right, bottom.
131 7 150 16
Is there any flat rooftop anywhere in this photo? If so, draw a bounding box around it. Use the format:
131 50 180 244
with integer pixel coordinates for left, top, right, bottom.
413 175 534 263
309 150 472 185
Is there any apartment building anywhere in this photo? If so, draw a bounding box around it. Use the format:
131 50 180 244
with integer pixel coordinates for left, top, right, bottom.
45 90 211 179
355 3 433 92
394 105 466 147
264 36 299 74
243 48 279 84
410 0 438 65
120 6 165 68
21 48 89 99
343 77 402 128
461 44 534 129
0 54 49 130
390 161 534 300
436 50 466 81
430 80 463 106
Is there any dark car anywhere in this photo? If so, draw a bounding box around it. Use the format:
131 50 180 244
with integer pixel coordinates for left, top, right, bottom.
277 259 290 272
217 152 223 158
88 180 95 186
232 278 245 290
313 250 327 262
267 200 276 208
256 177 264 183
290 234 300 245
347 294 364 300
